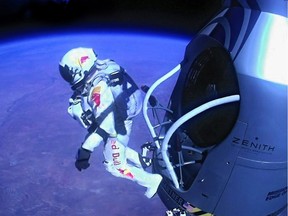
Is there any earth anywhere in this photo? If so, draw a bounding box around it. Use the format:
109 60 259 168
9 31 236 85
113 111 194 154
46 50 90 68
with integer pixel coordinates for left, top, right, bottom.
0 31 190 216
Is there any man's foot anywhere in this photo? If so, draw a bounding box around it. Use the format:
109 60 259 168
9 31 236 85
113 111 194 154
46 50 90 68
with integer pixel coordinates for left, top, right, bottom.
145 174 163 198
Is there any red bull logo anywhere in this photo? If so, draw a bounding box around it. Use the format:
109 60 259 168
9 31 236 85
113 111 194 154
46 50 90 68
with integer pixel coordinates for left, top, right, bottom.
118 168 134 179
110 139 134 179
111 139 121 166
91 86 101 106
80 55 89 64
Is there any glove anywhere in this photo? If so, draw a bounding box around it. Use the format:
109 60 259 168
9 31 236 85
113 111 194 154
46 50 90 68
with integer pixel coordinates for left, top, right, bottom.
75 147 91 171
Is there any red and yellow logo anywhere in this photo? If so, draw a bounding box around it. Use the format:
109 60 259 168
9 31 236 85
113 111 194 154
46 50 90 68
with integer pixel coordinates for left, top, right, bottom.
80 56 89 64
91 86 101 106
118 168 134 179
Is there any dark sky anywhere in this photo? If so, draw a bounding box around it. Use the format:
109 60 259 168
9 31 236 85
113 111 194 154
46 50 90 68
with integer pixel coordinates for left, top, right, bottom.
0 0 223 38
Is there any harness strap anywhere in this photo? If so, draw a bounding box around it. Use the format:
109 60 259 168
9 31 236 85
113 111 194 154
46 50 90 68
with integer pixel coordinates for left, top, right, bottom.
88 122 109 142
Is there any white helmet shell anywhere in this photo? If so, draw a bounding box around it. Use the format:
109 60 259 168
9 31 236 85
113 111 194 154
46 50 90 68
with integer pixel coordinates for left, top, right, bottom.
59 47 97 88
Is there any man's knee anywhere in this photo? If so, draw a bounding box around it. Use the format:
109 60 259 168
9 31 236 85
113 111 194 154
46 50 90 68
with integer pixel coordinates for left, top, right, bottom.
103 161 122 177
103 161 133 179
117 168 134 179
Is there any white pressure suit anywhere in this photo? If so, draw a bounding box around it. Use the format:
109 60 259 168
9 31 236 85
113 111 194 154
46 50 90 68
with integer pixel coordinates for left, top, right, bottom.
59 48 162 198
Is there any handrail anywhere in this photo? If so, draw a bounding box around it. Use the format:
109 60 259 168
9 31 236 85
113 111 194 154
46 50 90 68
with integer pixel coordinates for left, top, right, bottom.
143 64 181 149
142 64 240 189
161 95 240 188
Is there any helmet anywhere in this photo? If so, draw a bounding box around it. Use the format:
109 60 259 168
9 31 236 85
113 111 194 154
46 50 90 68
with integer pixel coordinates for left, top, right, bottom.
59 47 97 90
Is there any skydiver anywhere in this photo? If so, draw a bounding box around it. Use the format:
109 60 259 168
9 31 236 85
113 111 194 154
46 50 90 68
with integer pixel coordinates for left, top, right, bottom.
58 47 162 198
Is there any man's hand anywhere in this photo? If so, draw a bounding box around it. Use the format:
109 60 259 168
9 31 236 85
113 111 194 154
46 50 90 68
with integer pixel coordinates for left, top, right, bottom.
75 147 91 171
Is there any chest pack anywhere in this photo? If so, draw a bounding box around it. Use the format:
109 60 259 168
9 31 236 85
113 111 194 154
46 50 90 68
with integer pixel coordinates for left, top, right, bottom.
88 60 134 97
69 60 142 135
87 60 142 120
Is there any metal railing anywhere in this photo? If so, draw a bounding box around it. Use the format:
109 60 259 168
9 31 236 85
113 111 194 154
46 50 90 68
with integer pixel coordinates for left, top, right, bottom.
142 64 240 189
